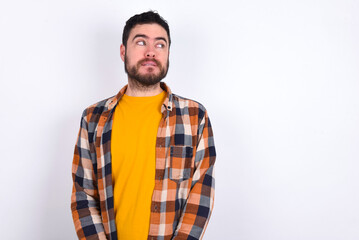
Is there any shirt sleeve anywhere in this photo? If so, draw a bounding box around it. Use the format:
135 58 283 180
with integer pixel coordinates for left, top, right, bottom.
71 109 108 240
172 110 216 240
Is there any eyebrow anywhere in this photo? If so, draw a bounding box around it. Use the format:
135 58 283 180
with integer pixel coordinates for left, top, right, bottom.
132 34 168 44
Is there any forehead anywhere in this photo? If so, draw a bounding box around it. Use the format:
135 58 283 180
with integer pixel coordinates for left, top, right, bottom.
129 23 168 41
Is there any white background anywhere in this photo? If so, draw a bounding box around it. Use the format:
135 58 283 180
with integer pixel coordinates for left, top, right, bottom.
1 0 359 239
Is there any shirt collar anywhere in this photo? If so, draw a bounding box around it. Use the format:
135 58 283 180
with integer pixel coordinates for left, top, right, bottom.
106 82 173 113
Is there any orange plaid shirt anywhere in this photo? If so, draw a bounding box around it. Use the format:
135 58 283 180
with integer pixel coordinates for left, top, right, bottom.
71 82 216 239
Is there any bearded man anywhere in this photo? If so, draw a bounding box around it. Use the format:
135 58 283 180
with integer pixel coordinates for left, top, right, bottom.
71 11 216 240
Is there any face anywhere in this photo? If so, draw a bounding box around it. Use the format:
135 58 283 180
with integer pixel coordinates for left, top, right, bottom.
120 23 170 86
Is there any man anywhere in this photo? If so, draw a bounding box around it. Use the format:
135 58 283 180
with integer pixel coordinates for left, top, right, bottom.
71 11 216 240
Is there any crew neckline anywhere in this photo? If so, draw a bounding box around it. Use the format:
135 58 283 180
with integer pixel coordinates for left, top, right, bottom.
121 91 166 104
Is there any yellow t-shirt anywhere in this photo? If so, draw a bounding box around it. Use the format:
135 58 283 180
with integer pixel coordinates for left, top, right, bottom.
111 90 166 240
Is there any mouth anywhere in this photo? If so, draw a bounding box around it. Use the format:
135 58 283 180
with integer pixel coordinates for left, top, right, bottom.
141 61 157 67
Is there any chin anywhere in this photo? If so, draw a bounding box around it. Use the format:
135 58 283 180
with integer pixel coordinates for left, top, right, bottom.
141 69 159 75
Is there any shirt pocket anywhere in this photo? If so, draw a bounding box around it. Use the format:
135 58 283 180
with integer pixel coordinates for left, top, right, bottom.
169 145 194 182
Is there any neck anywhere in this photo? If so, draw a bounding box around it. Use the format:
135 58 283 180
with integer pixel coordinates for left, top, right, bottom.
125 78 163 97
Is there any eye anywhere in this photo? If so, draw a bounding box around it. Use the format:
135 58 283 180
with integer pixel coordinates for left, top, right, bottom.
136 40 145 46
156 43 165 48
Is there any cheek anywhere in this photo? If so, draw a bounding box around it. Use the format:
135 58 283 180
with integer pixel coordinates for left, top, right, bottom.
159 53 169 62
127 53 141 64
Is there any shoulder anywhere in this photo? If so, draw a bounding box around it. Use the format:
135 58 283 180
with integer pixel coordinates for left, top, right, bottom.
81 95 116 122
171 93 207 120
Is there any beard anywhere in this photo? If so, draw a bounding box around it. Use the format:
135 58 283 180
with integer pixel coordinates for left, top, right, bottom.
124 54 169 87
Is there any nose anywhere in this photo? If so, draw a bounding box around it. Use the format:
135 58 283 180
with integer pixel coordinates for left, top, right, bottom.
145 46 156 58
146 51 155 58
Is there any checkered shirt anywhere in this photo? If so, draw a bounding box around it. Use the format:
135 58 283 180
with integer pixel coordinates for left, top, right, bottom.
71 82 216 240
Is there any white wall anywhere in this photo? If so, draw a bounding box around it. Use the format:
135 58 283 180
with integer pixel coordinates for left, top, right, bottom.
1 0 358 239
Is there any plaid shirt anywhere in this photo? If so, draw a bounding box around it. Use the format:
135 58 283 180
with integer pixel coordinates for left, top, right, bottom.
71 82 216 240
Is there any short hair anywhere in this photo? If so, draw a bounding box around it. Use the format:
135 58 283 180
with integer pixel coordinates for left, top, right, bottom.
122 11 171 47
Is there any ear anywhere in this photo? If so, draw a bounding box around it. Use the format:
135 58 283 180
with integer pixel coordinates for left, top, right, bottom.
120 44 126 62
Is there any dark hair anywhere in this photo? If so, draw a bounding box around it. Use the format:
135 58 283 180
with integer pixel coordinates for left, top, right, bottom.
122 11 171 47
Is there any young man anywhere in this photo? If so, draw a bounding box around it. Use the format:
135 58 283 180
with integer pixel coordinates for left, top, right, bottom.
71 11 216 240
